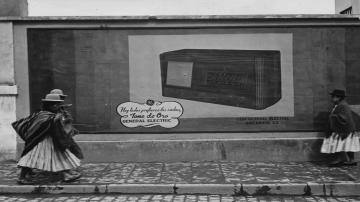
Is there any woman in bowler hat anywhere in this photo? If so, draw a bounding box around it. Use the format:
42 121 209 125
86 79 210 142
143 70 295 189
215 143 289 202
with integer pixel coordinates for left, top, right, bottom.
321 89 360 166
49 89 82 176
13 94 82 184
49 89 76 134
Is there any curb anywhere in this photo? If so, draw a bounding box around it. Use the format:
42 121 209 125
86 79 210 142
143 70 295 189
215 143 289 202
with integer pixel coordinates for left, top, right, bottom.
0 183 359 196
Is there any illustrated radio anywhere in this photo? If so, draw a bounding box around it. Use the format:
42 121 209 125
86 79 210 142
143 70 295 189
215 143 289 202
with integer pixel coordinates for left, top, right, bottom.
160 49 281 110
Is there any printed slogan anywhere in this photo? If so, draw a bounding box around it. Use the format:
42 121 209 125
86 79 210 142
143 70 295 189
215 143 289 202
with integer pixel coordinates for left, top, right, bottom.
117 100 183 128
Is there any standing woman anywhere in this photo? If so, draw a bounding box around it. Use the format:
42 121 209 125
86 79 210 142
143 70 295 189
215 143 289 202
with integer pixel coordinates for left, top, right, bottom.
13 94 81 184
321 89 360 166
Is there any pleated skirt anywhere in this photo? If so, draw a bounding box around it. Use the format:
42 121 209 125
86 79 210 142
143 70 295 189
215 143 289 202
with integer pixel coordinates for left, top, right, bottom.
18 136 81 172
321 132 360 153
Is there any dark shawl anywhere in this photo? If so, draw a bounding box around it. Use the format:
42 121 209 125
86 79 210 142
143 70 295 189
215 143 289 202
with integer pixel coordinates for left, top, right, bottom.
52 114 83 159
329 100 356 139
12 111 55 157
12 111 83 159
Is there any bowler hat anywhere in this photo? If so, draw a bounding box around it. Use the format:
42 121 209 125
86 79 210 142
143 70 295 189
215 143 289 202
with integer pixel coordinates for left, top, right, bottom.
50 89 67 97
41 94 64 102
330 89 346 97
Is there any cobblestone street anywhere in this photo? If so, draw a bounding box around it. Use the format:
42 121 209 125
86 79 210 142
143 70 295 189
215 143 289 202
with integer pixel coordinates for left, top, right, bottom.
0 194 360 202
0 195 360 202
1 161 359 185
0 161 359 196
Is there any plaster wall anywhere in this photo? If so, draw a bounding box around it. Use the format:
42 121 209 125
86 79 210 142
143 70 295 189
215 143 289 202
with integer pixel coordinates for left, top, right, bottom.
335 0 360 14
0 0 27 16
0 22 17 161
352 0 360 13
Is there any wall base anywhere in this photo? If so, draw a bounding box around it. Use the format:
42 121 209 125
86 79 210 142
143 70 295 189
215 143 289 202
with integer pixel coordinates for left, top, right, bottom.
16 132 354 163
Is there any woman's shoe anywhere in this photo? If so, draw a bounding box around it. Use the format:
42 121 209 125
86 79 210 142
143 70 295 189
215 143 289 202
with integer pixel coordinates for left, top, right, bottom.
17 178 34 185
68 169 81 176
328 161 345 167
62 171 81 183
343 161 358 166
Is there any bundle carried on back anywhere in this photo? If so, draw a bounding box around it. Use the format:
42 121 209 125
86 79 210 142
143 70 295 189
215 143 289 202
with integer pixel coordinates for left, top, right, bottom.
12 111 55 142
12 111 55 157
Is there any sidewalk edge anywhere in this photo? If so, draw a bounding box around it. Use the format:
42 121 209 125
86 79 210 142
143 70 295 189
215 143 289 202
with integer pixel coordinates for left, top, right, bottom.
0 182 359 196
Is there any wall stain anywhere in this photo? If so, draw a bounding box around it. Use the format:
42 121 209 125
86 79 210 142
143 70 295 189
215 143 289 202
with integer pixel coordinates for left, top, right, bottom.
328 184 335 197
303 184 312 196
173 184 178 194
253 185 272 195
31 185 64 194
233 184 249 196
323 184 327 196
218 142 227 160
94 186 100 194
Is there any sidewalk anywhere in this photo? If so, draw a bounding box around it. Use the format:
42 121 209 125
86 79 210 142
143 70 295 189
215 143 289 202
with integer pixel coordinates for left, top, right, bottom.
0 161 359 196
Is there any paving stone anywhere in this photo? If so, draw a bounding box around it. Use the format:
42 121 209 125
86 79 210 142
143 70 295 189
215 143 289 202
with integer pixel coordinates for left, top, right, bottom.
208 194 220 201
126 163 163 184
185 195 197 202
192 163 224 183
0 164 19 184
197 195 208 201
114 195 127 201
173 195 186 202
221 162 285 184
96 163 135 184
77 163 109 184
161 163 192 183
249 163 290 183
221 162 254 183
221 196 236 202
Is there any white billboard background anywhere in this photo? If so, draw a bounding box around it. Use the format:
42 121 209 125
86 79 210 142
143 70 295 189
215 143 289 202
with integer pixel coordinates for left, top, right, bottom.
129 34 294 118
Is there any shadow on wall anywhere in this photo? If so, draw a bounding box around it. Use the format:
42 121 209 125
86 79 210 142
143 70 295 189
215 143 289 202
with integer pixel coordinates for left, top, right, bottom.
352 111 360 130
313 111 330 132
308 138 329 162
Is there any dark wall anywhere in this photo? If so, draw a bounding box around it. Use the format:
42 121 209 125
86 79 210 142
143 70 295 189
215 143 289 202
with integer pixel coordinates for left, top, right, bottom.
27 27 360 133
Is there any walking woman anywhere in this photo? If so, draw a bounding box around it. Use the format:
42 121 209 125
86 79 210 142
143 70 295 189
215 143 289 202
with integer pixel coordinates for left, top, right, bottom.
49 89 82 176
49 89 78 136
12 94 82 184
321 89 360 166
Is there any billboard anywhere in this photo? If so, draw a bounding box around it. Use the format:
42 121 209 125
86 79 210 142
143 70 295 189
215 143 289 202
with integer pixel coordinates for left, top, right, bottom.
27 28 360 133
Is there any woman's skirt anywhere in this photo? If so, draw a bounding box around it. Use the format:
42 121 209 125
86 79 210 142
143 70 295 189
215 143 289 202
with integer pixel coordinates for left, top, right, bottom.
321 132 360 153
18 136 81 172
